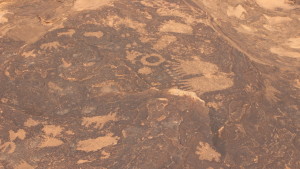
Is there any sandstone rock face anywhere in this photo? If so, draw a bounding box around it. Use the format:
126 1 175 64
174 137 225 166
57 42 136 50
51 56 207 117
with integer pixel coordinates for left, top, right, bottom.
0 0 299 168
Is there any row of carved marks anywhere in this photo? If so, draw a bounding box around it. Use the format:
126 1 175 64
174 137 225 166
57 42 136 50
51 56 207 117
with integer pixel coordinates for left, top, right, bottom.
0 88 229 168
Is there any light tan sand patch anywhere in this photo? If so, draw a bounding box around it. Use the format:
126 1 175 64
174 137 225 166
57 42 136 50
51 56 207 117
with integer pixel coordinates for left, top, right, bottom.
196 142 221 162
76 134 119 152
159 20 193 34
82 113 117 129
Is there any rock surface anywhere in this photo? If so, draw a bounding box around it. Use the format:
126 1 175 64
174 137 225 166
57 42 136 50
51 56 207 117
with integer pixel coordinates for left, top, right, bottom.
0 0 299 168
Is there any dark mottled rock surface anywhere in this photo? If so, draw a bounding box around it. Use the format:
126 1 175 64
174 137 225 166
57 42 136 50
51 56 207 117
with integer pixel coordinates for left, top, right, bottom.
0 0 299 168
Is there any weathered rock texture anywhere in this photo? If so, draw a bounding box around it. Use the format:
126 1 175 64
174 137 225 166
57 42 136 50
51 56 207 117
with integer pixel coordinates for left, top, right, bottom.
0 0 299 168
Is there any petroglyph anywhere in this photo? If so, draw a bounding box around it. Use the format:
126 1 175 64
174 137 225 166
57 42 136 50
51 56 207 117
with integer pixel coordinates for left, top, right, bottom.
168 88 204 103
270 47 300 58
101 15 147 34
39 137 64 148
168 57 233 94
24 118 40 127
40 41 61 50
255 0 295 10
235 24 256 34
1 0 299 168
9 129 26 141
14 161 35 169
22 50 37 58
82 113 117 129
160 20 193 34
196 142 221 162
286 37 300 49
48 82 64 93
91 81 121 95
42 125 63 137
73 0 114 11
138 67 153 75
156 8 198 25
76 134 119 152
83 31 103 38
126 50 142 63
61 58 72 68
265 80 280 102
0 141 16 154
0 10 9 24
227 5 247 19
140 54 165 66
264 15 292 25
100 150 111 159
39 125 64 147
153 35 177 50
57 29 75 37
77 159 91 164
